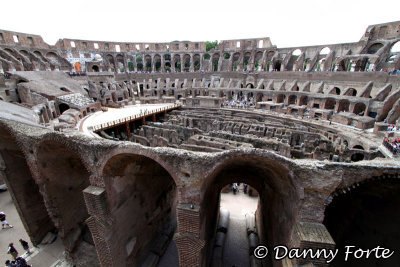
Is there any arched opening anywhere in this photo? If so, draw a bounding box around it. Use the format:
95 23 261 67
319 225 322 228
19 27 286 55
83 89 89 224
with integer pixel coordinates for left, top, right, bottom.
232 53 240 71
338 100 350 112
367 43 384 54
353 103 366 116
193 54 200 71
92 65 99 72
330 87 341 95
299 95 308 106
74 62 81 72
0 127 55 246
37 140 92 252
324 179 400 266
325 98 336 110
319 47 331 55
212 53 220 72
353 145 364 150
391 41 400 53
288 95 297 105
273 60 281 71
246 83 254 89
102 154 178 266
201 156 298 266
58 103 70 114
344 88 357 96
243 52 251 71
116 54 125 72
292 49 301 56
276 94 285 103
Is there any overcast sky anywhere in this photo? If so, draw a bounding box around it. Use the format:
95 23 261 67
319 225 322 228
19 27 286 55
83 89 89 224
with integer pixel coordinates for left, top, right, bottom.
1 0 399 48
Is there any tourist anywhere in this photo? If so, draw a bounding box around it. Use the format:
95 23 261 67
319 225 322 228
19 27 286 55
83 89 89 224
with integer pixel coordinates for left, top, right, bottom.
0 212 13 229
19 239 31 254
243 183 248 194
7 243 18 260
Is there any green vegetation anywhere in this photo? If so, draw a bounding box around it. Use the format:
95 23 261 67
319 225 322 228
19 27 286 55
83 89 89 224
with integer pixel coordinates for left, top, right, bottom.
205 41 218 52
224 53 230 60
204 54 211 60
128 62 134 71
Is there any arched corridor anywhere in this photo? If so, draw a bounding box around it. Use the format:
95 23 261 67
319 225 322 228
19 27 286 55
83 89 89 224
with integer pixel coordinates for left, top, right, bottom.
324 178 400 267
201 156 299 267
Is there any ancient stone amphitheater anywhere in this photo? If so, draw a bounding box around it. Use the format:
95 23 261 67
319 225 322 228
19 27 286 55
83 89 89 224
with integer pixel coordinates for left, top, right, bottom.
0 21 399 267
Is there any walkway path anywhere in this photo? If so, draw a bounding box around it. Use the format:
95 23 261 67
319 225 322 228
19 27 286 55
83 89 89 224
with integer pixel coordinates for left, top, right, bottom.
0 190 68 266
220 186 259 267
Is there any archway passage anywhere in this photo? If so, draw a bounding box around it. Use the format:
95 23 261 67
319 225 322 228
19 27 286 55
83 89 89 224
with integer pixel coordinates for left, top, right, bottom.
0 127 54 246
216 183 259 267
201 156 298 267
324 179 400 267
37 141 91 252
58 103 69 114
103 154 178 266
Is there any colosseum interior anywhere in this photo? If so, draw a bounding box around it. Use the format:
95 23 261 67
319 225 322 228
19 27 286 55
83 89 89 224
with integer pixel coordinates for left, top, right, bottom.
0 20 399 267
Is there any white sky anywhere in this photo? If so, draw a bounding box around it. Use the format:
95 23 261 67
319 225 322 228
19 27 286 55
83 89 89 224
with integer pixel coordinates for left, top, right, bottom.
1 0 399 48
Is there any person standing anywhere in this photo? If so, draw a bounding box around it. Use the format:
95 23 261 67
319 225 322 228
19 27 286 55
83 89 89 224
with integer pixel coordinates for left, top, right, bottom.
19 239 31 254
0 212 13 229
7 243 18 260
243 183 248 194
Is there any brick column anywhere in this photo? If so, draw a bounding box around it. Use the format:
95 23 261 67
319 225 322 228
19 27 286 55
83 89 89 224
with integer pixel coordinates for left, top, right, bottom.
83 186 115 267
290 222 335 267
174 204 205 267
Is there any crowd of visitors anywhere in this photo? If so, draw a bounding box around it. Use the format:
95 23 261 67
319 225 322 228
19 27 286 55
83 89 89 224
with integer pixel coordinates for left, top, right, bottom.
383 137 400 155
221 97 255 109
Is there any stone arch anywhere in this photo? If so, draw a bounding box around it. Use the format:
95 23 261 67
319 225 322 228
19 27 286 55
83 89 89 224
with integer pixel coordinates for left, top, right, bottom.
232 52 240 71
276 94 285 103
298 95 308 106
173 54 181 72
319 47 331 55
292 49 301 56
201 154 299 265
243 52 251 70
106 54 115 71
288 95 297 105
36 139 91 250
323 177 400 266
337 99 350 112
353 102 366 115
324 98 336 110
58 103 69 114
329 87 341 95
254 51 263 70
101 152 178 265
212 53 220 71
367 43 384 54
0 124 55 246
183 54 191 72
144 55 152 72
115 54 125 72
154 54 161 72
390 41 400 53
193 54 200 71
343 88 357 96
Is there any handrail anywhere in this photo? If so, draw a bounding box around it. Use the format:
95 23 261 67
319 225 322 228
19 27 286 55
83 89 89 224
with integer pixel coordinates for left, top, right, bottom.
91 104 181 132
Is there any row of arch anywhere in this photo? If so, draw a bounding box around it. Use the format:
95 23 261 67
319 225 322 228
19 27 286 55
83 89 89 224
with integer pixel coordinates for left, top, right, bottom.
0 123 398 265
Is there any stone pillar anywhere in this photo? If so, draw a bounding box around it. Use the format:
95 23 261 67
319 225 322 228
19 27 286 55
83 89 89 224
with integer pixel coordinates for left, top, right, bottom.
161 54 165 72
151 54 155 72
174 204 205 267
189 54 194 72
171 53 176 72
199 53 204 71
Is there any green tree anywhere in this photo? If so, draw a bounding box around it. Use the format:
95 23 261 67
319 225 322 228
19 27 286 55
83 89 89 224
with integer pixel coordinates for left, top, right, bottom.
205 41 218 52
